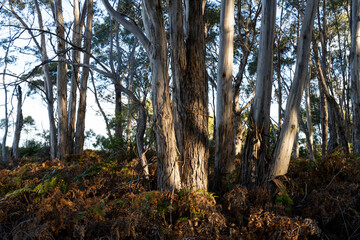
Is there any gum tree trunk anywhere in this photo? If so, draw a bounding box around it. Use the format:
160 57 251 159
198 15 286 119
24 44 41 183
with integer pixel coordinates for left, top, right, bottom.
74 0 94 154
241 0 277 187
351 0 360 154
271 0 319 178
305 73 315 161
169 0 208 190
12 86 23 159
142 0 181 191
54 0 69 159
213 0 235 191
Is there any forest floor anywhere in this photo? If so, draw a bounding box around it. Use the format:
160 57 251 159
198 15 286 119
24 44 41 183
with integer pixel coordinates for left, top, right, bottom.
0 148 359 239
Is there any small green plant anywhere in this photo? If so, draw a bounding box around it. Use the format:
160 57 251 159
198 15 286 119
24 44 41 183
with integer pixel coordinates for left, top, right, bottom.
33 176 67 195
275 187 294 208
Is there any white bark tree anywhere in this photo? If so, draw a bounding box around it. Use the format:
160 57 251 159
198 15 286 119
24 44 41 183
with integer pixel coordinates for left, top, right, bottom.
102 0 181 191
10 0 58 160
271 0 319 178
74 0 94 154
68 0 87 154
12 86 23 159
54 0 69 160
213 0 235 191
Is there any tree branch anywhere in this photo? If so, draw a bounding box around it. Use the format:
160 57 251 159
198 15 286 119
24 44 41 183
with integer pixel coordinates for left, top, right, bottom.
101 0 150 53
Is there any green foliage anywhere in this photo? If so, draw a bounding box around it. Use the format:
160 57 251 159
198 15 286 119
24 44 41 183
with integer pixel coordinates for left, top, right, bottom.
275 188 294 208
74 158 131 182
19 139 46 158
5 186 32 199
94 135 126 153
33 176 68 195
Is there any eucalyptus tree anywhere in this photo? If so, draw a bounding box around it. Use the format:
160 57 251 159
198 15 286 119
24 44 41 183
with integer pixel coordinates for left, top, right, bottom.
53 0 69 159
241 0 277 187
351 0 360 154
102 0 181 191
271 0 319 178
12 86 23 159
213 0 235 191
169 0 209 190
69 0 88 154
8 0 58 159
74 0 94 154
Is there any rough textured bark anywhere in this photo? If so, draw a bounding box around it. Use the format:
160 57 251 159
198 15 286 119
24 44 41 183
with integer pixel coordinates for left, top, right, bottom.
271 0 319 178
169 0 186 155
241 0 276 187
12 86 23 159
213 0 235 191
352 0 360 154
102 0 187 191
169 0 208 190
142 0 181 191
74 0 93 154
55 0 69 159
136 103 149 177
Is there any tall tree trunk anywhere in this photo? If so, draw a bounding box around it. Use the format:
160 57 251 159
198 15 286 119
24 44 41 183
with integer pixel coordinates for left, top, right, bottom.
126 74 134 154
137 103 149 177
169 0 186 155
142 0 181 191
351 0 360 154
313 38 349 153
68 0 84 154
102 0 181 191
271 0 319 178
1 36 11 164
55 0 69 159
319 80 328 157
74 0 94 154
24 0 58 159
213 0 235 191
2 73 8 165
305 72 315 161
169 0 208 190
12 86 23 159
292 131 299 159
114 83 123 143
277 0 284 128
241 0 277 187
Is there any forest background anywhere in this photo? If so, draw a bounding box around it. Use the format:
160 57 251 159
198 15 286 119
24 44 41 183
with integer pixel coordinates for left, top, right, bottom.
0 0 360 238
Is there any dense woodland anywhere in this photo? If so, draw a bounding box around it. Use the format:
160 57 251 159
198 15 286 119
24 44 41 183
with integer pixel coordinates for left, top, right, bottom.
1 0 360 239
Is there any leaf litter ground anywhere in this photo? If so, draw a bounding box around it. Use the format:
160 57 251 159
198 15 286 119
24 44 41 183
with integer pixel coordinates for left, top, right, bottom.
0 148 359 239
